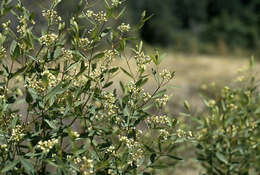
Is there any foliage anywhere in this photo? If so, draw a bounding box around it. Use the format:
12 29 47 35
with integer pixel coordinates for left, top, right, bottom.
194 59 260 174
127 0 260 54
0 0 190 174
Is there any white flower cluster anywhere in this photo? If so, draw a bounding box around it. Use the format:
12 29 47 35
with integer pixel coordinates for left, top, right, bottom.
176 129 193 139
208 99 216 107
159 129 170 140
95 11 108 23
119 136 144 166
25 70 58 92
17 18 27 36
117 23 130 33
142 92 151 102
156 94 169 107
111 0 122 7
0 144 8 152
85 10 95 18
160 69 173 82
71 131 80 138
103 49 118 67
37 138 58 153
0 46 6 59
102 92 117 116
146 115 170 126
85 10 107 23
106 145 116 155
26 77 44 92
73 156 94 175
61 48 73 60
134 50 151 71
2 20 11 29
42 9 61 24
42 70 58 88
8 125 25 144
39 33 58 47
126 81 142 98
90 68 102 80
79 37 92 49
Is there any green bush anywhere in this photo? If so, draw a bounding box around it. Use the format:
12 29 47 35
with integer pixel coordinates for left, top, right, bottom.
194 59 260 174
0 0 190 174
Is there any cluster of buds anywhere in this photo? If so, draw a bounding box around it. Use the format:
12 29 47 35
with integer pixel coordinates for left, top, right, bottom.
119 135 144 166
126 81 142 98
134 50 151 71
71 131 80 138
2 20 11 29
103 49 118 67
0 46 6 59
8 125 25 144
159 129 170 140
37 138 58 153
79 37 92 49
106 145 116 155
111 0 122 7
85 10 107 23
227 103 238 111
95 11 108 23
102 92 117 116
160 69 173 82
235 75 245 82
90 68 102 80
41 70 58 88
142 92 151 102
39 33 58 47
42 9 62 24
0 144 8 152
73 156 94 175
26 77 45 92
17 16 28 36
146 115 171 127
61 48 73 60
176 129 193 139
156 94 169 107
118 23 131 33
208 99 216 108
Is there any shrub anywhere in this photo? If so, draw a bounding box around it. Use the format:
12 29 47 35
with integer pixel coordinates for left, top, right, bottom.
194 59 260 174
0 0 188 174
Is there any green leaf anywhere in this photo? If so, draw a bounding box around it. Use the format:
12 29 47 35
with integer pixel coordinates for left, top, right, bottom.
216 152 228 164
150 153 156 163
165 155 182 160
144 144 156 153
45 119 57 129
184 100 190 111
115 7 126 19
1 160 19 173
92 52 104 60
9 66 26 79
136 78 148 87
44 81 70 102
103 81 113 88
119 81 125 93
20 158 34 173
120 67 134 79
10 40 17 57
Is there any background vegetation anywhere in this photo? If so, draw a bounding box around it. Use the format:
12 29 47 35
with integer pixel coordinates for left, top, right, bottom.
127 0 260 56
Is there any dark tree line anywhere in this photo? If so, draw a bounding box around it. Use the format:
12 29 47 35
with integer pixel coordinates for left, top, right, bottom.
127 0 260 53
